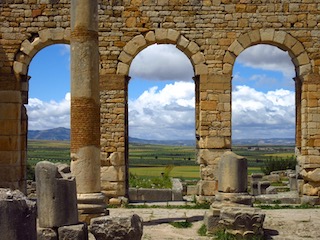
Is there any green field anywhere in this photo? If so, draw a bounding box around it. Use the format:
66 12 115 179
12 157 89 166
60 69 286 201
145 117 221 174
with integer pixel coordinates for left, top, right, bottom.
27 140 295 180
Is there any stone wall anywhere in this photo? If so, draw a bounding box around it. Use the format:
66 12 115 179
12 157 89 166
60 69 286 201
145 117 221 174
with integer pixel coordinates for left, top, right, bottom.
0 0 320 198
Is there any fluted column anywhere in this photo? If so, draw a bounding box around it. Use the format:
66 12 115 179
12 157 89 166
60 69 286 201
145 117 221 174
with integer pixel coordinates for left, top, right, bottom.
70 0 106 222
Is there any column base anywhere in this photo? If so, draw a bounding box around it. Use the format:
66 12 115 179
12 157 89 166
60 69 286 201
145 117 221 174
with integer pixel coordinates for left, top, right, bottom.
213 192 253 207
77 193 108 223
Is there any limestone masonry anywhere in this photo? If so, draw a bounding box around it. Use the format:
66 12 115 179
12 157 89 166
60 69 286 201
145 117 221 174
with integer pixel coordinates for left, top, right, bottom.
0 0 320 201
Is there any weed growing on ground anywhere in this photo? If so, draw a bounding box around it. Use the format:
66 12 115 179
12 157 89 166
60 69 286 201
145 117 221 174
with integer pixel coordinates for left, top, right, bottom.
197 224 207 236
257 203 320 210
169 220 192 228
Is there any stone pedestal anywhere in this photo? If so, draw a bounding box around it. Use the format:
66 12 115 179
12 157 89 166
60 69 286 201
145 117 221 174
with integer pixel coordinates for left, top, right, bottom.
218 151 247 193
36 161 78 228
77 193 108 223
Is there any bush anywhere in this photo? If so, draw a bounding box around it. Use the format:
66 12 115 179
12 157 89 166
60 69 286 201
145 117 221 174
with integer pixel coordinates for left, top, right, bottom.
260 156 296 175
129 165 174 189
27 163 35 181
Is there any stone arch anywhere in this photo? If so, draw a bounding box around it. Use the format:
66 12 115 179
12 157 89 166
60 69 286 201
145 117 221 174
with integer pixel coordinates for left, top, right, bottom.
117 29 207 76
13 28 70 81
223 29 311 78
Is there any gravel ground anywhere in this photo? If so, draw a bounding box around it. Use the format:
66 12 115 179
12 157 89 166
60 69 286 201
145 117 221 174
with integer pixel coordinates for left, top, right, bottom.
109 207 320 240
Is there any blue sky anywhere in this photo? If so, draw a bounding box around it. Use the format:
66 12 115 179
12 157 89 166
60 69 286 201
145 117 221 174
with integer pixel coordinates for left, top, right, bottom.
27 44 295 140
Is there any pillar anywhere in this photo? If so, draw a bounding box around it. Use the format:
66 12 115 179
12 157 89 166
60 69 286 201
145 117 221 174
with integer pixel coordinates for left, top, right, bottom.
299 73 320 197
196 73 232 197
70 0 106 222
0 90 25 193
100 74 128 200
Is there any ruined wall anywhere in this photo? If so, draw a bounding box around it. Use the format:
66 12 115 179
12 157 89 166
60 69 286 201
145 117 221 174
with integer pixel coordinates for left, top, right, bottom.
1 0 320 197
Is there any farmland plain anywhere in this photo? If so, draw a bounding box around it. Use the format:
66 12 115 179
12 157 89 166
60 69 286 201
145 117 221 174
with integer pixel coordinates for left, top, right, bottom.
27 140 295 180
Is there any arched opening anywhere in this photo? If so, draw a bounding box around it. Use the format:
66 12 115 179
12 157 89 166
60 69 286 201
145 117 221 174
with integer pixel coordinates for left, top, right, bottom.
127 44 198 200
232 43 297 192
25 44 70 188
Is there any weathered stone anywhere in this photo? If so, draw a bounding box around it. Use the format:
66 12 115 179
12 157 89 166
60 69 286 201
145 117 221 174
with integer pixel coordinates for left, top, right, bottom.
58 223 88 240
89 214 143 240
258 181 271 195
37 227 58 240
218 151 247 193
219 207 265 237
0 188 36 240
0 0 320 204
35 161 78 228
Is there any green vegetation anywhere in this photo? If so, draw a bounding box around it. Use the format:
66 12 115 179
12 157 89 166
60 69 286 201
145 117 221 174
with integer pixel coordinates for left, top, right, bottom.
256 203 320 210
124 202 211 209
169 221 192 228
129 165 173 189
197 224 207 236
27 140 70 166
260 156 296 175
129 143 196 167
27 140 296 183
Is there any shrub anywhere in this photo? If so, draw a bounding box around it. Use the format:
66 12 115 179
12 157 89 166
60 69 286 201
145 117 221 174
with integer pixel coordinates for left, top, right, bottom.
27 163 35 181
260 156 296 175
129 165 174 189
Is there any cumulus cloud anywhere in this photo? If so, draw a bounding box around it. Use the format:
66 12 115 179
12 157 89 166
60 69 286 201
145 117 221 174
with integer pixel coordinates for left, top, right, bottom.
129 81 195 140
26 93 70 130
232 85 295 139
129 44 194 82
236 44 295 78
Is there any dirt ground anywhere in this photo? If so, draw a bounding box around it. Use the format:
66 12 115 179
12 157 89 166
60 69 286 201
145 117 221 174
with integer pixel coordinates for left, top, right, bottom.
110 208 320 240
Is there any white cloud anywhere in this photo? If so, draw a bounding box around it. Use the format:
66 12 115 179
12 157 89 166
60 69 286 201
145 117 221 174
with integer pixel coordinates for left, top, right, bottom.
26 93 70 130
129 44 194 82
232 85 295 139
129 81 195 140
236 44 295 78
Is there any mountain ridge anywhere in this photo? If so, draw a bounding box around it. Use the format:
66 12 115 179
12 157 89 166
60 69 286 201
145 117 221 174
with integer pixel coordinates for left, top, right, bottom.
28 128 295 146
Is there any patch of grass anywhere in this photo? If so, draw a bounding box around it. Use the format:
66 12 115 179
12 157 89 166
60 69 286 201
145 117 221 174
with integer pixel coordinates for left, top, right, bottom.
169 221 192 228
129 165 174 189
197 224 207 236
214 229 237 240
257 203 320 210
124 202 211 209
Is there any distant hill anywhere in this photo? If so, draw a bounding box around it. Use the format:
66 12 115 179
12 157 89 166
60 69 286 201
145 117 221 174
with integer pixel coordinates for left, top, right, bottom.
28 127 70 141
232 138 295 146
28 128 295 146
129 137 195 146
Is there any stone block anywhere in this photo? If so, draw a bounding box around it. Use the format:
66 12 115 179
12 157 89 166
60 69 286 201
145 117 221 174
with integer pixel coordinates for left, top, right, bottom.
137 188 172 202
197 180 218 196
37 227 58 240
58 223 88 240
171 178 183 201
89 214 143 240
289 174 298 191
219 207 265 237
0 188 36 240
218 151 247 193
36 161 78 228
258 181 271 195
128 188 138 201
187 185 198 195
197 148 225 165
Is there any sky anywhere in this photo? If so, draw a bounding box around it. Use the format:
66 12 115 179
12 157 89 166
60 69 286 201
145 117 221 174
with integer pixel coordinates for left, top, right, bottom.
27 43 296 140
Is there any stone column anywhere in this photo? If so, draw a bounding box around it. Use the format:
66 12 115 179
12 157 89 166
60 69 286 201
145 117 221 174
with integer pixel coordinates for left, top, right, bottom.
70 0 106 222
